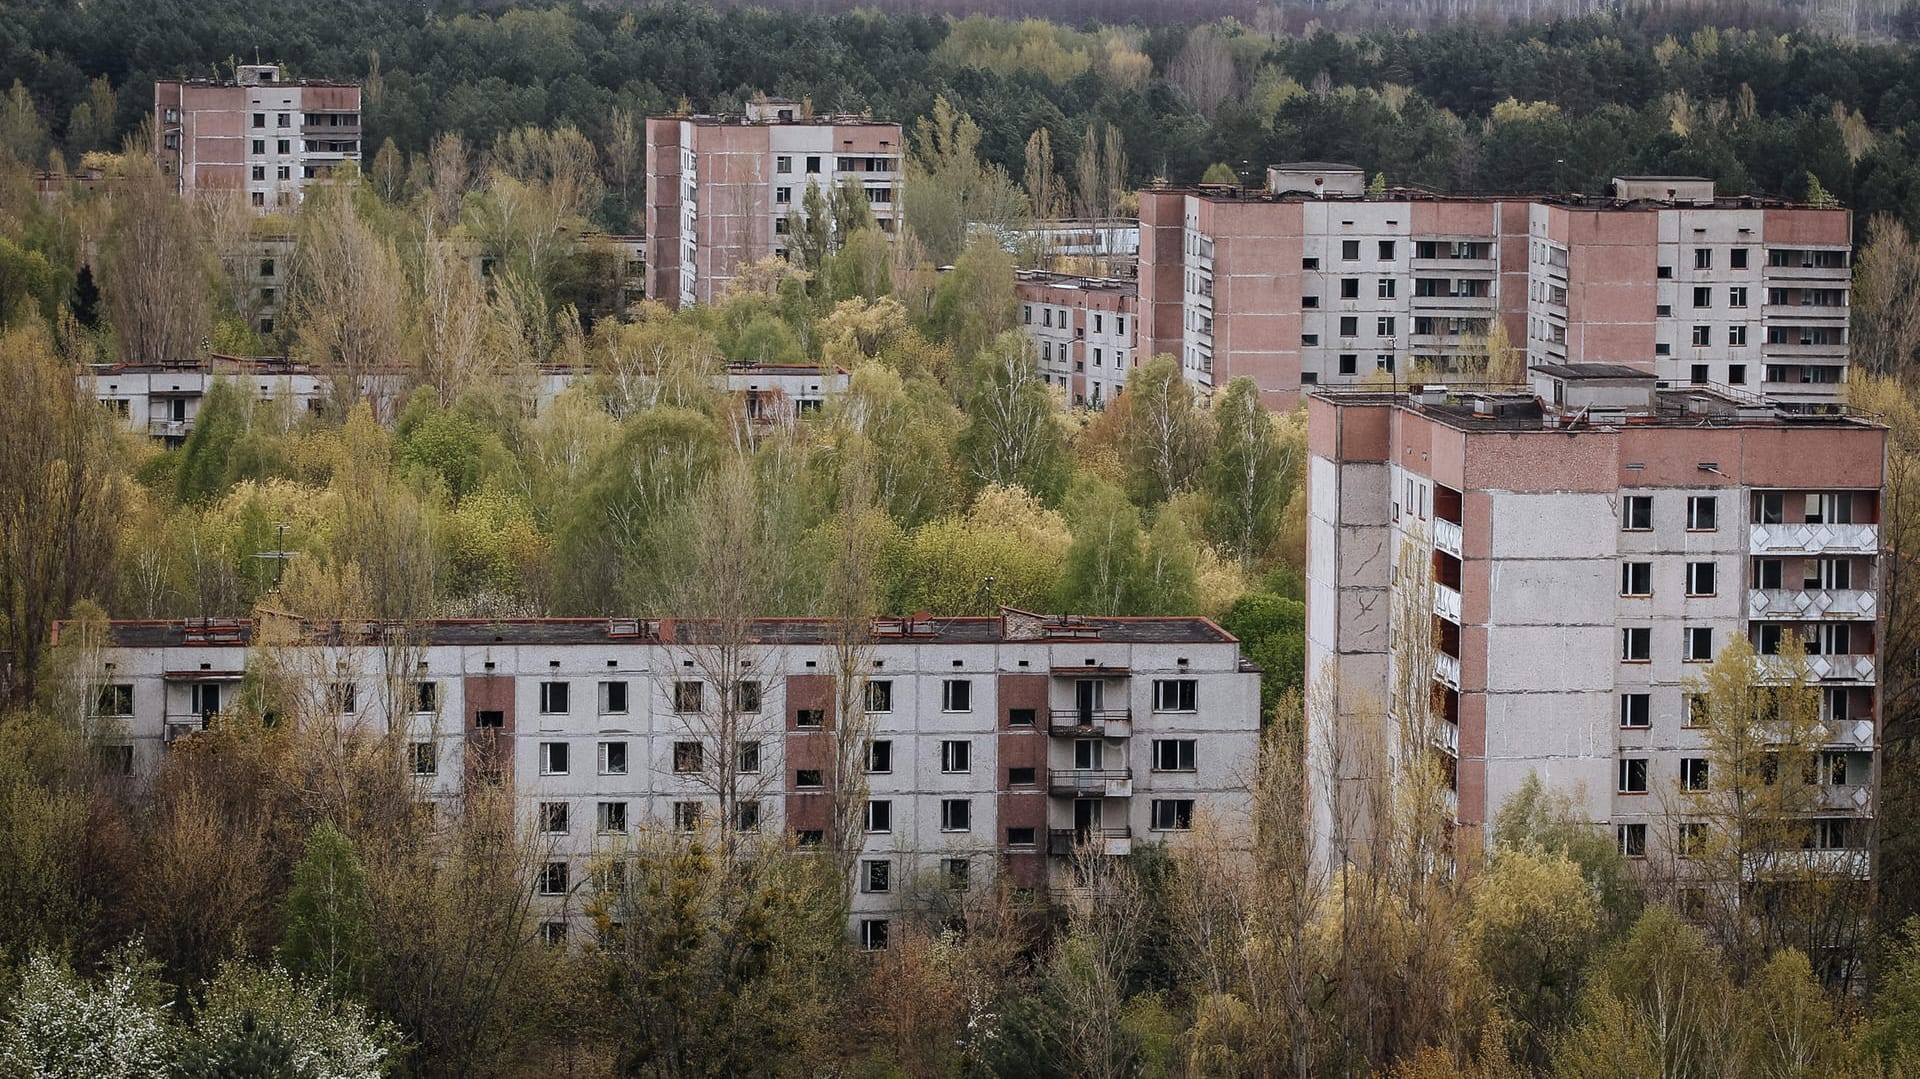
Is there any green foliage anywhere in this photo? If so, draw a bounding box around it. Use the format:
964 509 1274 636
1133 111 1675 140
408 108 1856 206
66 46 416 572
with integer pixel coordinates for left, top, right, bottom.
1121 357 1212 507
957 332 1070 505
1201 378 1287 566
1868 917 1920 1064
0 236 60 328
1493 775 1640 934
174 381 249 506
1199 162 1239 185
187 962 396 1079
1217 591 1304 714
394 397 509 501
0 949 173 1078
278 821 376 1001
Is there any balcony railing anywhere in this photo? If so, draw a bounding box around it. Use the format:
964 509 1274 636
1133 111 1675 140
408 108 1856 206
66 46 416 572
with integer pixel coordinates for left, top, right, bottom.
1821 717 1875 748
148 418 190 438
1047 769 1133 798
1745 847 1870 880
1759 654 1875 683
1048 709 1133 737
1434 652 1461 691
1432 518 1463 558
1746 589 1876 620
1433 583 1462 624
1820 783 1872 812
1048 826 1133 856
1434 719 1460 756
1749 523 1878 556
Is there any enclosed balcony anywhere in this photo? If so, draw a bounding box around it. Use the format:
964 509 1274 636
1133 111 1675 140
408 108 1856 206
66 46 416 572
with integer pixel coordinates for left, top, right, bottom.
1746 589 1876 620
1047 769 1133 799
1048 826 1133 857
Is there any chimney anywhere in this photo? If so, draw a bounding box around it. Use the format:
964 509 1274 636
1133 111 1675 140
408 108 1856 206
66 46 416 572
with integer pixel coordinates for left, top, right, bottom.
1313 177 1325 199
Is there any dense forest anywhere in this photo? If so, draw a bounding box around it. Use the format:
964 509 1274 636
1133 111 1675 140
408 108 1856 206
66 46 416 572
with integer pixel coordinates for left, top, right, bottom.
15 2 1920 232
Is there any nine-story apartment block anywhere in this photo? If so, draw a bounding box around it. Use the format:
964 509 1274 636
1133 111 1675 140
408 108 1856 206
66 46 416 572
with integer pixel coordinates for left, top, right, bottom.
1138 166 1851 411
154 63 362 212
78 609 1260 947
1015 270 1138 409
1305 364 1883 870
645 99 902 308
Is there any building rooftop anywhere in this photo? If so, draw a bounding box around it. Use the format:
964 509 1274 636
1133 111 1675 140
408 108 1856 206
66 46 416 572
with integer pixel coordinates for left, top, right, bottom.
1311 377 1882 434
81 610 1238 650
1150 181 1833 213
1014 270 1138 297
1530 362 1653 381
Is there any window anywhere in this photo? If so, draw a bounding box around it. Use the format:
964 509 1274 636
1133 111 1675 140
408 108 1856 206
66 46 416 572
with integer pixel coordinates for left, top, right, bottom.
1691 325 1711 347
1824 751 1851 786
598 680 628 715
1808 558 1852 590
796 708 824 728
672 802 701 832
943 680 972 712
1619 694 1650 729
540 802 570 834
859 859 894 894
1687 496 1717 531
866 739 893 773
865 800 892 832
95 683 134 717
1729 286 1747 308
1008 826 1038 846
1377 316 1396 337
598 801 628 833
412 681 437 713
1685 627 1713 662
1693 286 1712 308
1153 739 1197 771
1731 248 1748 269
673 741 704 774
1622 628 1651 662
1677 822 1708 858
538 682 569 714
539 921 568 947
943 858 970 889
1754 492 1784 524
1815 818 1850 850
1621 562 1652 596
474 710 504 729
1301 334 1319 347
1303 295 1320 309
1686 694 1709 727
409 742 437 775
276 139 289 155
1342 240 1360 260
1338 354 1357 375
328 683 357 713
1618 823 1647 857
538 862 569 896
1617 757 1649 793
251 192 265 207
866 681 893 712
1622 495 1652 530
1302 257 1319 269
1153 679 1198 711
251 165 266 181
1376 240 1395 260
1686 562 1717 596
1152 799 1195 831
252 113 266 129
776 155 792 173
736 740 761 774
1377 278 1396 299
805 156 821 173
1807 493 1856 525
251 138 265 155
1008 766 1037 785
599 741 628 776
941 799 972 831
775 187 792 205
860 919 890 950
674 682 703 713
1339 278 1360 300
735 800 761 832
1756 624 1784 655
795 768 823 788
276 165 290 180
1694 247 1712 269
941 740 972 773
1657 265 1673 279
1681 758 1710 792
540 742 569 775
1007 707 1035 728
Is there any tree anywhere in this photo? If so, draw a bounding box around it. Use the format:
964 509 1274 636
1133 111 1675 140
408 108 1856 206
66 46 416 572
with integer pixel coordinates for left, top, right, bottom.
1851 215 1920 378
0 236 61 329
63 76 117 156
1200 162 1239 185
0 81 47 166
1469 847 1600 1065
904 96 1029 265
958 332 1069 503
0 326 123 704
925 238 1018 363
1058 477 1145 616
1202 378 1289 567
279 820 376 1001
285 183 410 415
98 135 212 363
186 962 396 1079
1168 25 1241 122
1120 357 1212 506
0 949 172 1078
606 106 642 228
175 380 249 506
368 137 407 202
1023 128 1062 219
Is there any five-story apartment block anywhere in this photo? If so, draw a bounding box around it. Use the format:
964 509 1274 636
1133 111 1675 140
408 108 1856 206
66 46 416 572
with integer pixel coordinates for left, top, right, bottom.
1138 168 1851 411
1016 270 1138 409
644 99 902 308
155 64 361 212
1305 365 1883 869
80 610 1259 947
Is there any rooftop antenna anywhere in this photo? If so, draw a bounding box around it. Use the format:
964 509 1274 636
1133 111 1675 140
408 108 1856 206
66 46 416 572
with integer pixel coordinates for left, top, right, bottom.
253 522 300 590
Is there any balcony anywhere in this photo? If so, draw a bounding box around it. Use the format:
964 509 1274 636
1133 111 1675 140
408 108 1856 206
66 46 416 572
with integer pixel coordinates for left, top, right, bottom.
1821 717 1876 749
1048 827 1133 857
1434 719 1460 756
1762 340 1848 360
1820 783 1872 812
149 418 190 438
1763 304 1847 321
1763 261 1850 282
1760 654 1875 683
1048 769 1133 799
1746 847 1870 880
1048 709 1133 738
1411 256 1496 274
1432 518 1463 558
1746 589 1876 620
1433 583 1462 624
1749 523 1877 556
1434 652 1461 691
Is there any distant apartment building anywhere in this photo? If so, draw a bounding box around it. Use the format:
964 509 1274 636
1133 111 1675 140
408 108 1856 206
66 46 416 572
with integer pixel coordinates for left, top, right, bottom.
645 100 902 308
1137 167 1852 411
79 609 1260 944
155 64 362 211
1015 271 1138 409
1305 364 1883 870
82 358 848 446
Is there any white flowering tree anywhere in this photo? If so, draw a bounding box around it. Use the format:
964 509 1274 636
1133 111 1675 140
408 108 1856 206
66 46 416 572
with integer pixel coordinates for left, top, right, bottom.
186 962 398 1079
0 950 172 1079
